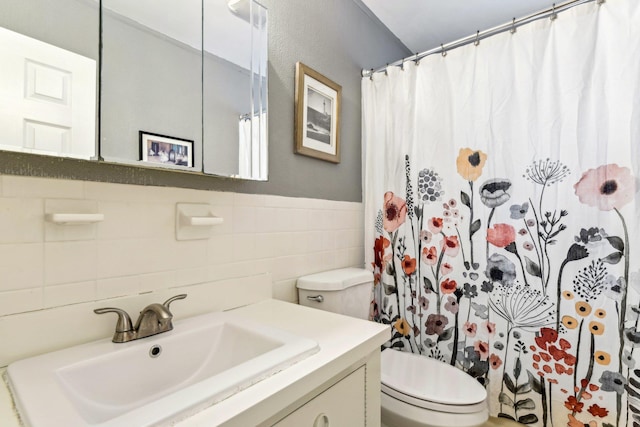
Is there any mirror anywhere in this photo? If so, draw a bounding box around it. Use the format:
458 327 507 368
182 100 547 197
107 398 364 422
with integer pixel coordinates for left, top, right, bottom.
203 0 268 180
101 0 268 180
100 0 203 171
0 0 98 160
0 0 267 181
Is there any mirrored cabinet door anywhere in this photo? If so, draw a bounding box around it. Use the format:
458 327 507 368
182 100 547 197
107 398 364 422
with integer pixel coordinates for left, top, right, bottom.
99 0 203 171
0 0 99 160
202 0 268 181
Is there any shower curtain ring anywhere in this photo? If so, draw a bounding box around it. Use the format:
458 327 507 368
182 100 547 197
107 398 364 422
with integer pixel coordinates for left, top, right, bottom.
384 64 388 76
510 18 517 34
441 44 447 57
550 3 557 21
369 69 373 80
415 52 420 65
474 31 480 46
400 58 405 71
597 0 605 4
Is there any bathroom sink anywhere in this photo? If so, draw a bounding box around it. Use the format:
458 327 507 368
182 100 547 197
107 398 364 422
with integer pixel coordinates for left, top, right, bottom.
6 309 319 427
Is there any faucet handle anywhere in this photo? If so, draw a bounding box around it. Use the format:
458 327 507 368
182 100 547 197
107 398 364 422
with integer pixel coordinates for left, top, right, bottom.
163 294 187 312
94 307 133 333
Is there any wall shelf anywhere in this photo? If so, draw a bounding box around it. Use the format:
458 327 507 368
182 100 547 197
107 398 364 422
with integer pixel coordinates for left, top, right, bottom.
175 203 223 240
45 213 105 225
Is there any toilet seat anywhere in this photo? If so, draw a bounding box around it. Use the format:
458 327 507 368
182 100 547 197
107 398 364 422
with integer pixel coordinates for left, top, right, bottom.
380 349 487 413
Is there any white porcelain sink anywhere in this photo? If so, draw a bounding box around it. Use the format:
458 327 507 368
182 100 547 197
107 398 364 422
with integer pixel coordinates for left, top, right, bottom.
6 309 319 426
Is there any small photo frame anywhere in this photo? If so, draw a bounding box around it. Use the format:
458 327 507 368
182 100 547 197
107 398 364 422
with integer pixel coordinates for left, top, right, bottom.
139 131 194 169
294 62 341 163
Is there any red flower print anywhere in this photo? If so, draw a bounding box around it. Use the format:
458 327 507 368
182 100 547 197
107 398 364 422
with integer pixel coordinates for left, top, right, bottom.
422 246 438 265
372 236 391 284
577 389 593 400
486 223 516 248
401 255 416 275
440 278 457 294
574 163 635 211
530 327 576 381
482 320 496 338
489 353 502 370
567 414 596 427
581 379 599 392
474 340 489 361
587 404 609 418
534 327 558 349
427 217 444 233
440 262 453 275
440 235 460 257
564 396 584 412
383 192 407 232
549 343 572 362
463 322 477 338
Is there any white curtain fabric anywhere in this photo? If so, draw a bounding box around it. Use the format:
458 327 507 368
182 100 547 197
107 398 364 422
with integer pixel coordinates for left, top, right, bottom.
238 112 267 179
363 1 640 426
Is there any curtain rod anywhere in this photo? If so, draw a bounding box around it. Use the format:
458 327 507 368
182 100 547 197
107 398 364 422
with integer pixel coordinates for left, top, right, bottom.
361 0 602 78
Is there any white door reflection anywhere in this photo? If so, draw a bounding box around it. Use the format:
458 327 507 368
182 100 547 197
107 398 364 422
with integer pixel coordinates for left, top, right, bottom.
0 27 96 159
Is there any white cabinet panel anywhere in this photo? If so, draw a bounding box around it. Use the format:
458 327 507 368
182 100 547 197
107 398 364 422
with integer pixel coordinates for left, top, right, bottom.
274 367 366 427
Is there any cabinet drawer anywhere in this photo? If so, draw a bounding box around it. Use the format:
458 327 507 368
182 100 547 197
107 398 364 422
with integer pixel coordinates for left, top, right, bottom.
273 367 366 426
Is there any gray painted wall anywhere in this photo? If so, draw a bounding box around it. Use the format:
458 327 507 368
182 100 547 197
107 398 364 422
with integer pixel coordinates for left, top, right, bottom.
100 10 204 169
0 0 408 202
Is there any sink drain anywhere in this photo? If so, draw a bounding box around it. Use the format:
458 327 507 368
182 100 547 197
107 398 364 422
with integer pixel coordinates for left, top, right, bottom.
149 345 162 358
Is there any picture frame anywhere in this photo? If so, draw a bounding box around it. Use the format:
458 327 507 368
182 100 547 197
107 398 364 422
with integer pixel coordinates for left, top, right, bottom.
294 62 341 163
139 131 194 169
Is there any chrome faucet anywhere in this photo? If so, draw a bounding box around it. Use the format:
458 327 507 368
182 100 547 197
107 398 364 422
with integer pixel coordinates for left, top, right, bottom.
94 294 187 343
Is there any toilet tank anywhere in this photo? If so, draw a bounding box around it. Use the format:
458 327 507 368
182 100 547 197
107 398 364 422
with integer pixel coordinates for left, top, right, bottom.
297 268 373 320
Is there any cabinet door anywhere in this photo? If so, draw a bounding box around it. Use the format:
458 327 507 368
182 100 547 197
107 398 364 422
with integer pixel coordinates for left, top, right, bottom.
273 367 365 427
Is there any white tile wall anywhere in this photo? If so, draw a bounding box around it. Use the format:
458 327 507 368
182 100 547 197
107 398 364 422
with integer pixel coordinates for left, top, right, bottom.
0 175 365 319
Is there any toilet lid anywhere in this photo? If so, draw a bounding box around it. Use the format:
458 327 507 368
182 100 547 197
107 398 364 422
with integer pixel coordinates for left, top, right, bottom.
380 349 487 411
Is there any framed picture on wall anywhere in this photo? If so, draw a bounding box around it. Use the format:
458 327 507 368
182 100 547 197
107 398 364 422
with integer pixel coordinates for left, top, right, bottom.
139 131 194 169
294 62 342 163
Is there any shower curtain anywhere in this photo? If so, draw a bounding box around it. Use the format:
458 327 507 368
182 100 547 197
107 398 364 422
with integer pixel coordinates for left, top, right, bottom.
363 1 640 426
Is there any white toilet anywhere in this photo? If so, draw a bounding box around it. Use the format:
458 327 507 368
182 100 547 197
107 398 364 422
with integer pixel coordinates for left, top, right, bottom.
297 268 489 427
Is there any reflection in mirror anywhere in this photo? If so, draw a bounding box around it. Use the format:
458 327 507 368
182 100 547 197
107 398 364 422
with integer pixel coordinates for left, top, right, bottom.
203 0 268 180
100 0 203 171
0 0 98 160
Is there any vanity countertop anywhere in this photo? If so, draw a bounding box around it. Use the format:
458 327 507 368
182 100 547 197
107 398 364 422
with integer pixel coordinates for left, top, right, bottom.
0 299 389 426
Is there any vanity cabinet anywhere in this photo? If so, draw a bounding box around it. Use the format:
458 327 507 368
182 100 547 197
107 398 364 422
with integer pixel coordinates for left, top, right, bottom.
273 367 366 426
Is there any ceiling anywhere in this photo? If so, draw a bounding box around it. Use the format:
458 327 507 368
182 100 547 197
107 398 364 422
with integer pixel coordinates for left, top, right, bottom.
360 0 558 54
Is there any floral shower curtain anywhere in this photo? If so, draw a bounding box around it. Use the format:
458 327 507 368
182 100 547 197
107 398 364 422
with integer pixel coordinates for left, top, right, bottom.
363 1 640 426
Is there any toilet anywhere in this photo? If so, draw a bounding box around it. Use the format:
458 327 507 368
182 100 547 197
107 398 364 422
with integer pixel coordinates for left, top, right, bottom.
297 268 489 427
